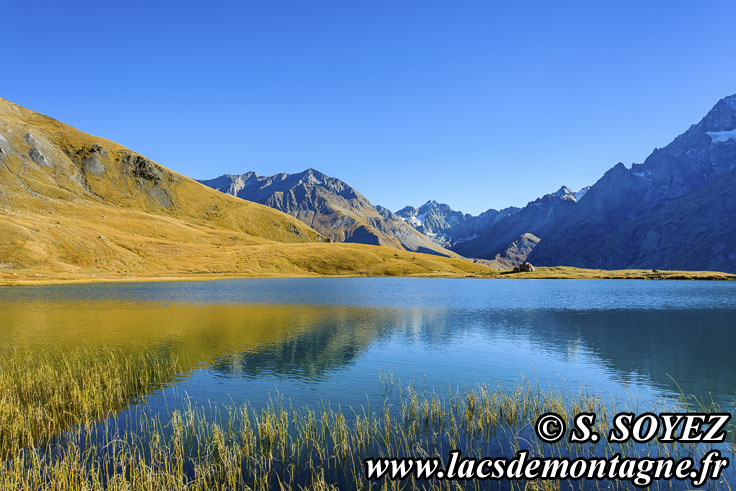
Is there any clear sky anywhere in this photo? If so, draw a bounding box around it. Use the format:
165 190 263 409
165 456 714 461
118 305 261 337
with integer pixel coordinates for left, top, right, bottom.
4 1 736 214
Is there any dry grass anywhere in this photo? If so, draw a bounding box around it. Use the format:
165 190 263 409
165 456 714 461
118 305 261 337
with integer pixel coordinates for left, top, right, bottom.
494 266 735 280
0 347 731 489
0 347 180 459
0 199 492 286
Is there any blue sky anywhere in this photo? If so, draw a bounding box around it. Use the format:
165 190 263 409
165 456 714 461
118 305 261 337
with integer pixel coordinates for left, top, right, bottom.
4 1 736 214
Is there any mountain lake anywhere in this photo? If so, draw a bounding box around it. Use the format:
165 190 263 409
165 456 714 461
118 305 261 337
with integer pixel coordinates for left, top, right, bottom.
2 277 735 487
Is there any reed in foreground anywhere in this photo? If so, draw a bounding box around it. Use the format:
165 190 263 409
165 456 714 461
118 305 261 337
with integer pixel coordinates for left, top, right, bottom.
2 376 733 489
0 346 180 459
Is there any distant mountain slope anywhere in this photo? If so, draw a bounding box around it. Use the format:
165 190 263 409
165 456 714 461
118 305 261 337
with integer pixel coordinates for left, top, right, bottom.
450 186 583 260
529 94 736 272
477 233 541 270
557 168 736 271
0 97 491 282
395 201 520 247
200 170 460 258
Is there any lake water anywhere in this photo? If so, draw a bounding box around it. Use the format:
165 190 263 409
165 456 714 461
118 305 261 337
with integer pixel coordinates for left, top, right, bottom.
2 277 735 415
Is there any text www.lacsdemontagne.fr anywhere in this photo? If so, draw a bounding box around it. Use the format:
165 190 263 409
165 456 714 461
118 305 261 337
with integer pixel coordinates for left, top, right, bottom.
364 449 729 487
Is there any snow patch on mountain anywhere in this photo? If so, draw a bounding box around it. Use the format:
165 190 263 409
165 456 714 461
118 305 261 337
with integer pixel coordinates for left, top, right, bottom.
574 186 591 201
707 128 736 143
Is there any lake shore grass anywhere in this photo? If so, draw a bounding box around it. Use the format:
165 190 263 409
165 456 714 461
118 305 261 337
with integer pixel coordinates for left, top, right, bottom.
1 347 732 489
0 347 180 460
1 265 733 287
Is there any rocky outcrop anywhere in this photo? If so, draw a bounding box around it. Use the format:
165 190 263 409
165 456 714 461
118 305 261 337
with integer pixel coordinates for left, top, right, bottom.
519 262 535 272
512 262 535 273
490 233 541 269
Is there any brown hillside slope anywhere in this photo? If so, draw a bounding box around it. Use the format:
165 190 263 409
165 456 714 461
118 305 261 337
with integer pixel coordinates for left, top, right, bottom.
0 98 492 283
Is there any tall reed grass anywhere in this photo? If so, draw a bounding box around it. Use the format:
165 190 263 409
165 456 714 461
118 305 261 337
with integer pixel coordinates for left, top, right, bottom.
0 347 179 459
0 347 732 489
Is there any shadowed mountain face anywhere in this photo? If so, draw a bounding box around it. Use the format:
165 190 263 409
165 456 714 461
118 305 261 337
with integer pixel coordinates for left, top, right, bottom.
529 94 736 272
482 232 541 269
450 186 583 260
200 170 460 258
396 187 589 264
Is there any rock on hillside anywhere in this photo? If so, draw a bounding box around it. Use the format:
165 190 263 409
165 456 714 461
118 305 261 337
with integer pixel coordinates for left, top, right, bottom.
492 233 541 269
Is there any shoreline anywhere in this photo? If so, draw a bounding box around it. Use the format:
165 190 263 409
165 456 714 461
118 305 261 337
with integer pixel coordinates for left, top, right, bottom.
1 266 734 287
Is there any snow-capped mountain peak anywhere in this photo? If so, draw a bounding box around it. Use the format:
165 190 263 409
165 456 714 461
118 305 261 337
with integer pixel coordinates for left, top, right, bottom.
553 186 577 201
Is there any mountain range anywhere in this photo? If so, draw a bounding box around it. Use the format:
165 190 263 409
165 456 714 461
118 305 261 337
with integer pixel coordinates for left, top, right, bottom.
201 94 736 272
528 95 736 271
199 170 458 258
200 171 592 268
397 186 591 262
2 93 735 278
394 201 521 248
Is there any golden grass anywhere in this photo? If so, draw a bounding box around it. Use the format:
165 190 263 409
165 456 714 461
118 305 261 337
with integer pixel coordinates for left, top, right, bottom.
0 347 180 459
0 200 492 286
0 96 488 285
0 347 732 489
494 266 736 280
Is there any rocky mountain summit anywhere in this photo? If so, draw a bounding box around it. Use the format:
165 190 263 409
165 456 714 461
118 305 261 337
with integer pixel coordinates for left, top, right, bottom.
395 201 520 247
396 185 590 263
200 170 459 257
395 94 736 272
173 93 736 273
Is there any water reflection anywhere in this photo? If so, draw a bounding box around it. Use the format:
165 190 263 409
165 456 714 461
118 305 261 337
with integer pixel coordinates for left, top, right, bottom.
1 279 734 411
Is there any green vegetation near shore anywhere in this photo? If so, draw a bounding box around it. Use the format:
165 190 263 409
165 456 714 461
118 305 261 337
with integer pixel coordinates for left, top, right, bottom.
1 347 732 489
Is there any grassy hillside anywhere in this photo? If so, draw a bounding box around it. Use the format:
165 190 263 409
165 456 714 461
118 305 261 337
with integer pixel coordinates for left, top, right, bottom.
0 97 492 283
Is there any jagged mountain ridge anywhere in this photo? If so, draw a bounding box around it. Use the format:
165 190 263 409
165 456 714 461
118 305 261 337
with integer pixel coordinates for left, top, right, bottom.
395 201 520 248
199 170 460 258
396 185 589 260
529 94 736 272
